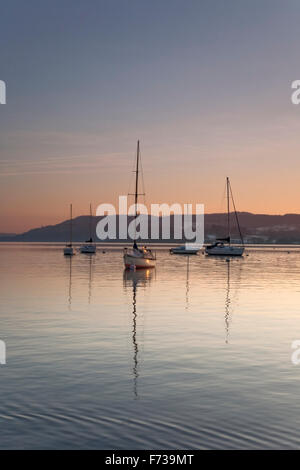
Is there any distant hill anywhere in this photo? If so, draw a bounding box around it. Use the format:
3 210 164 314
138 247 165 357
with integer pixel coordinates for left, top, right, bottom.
0 233 17 238
2 212 300 244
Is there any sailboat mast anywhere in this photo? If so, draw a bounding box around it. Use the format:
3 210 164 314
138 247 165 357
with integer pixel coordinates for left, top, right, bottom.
135 141 139 217
89 203 92 240
227 177 230 244
70 203 73 245
133 141 140 244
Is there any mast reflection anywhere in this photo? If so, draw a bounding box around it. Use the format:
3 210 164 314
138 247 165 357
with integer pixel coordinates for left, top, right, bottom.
123 268 152 399
67 256 72 311
225 260 230 344
88 254 94 305
223 259 243 344
185 256 190 310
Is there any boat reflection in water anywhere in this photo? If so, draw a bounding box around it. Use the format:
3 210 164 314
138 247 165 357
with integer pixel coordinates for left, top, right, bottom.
223 258 243 344
123 268 153 399
224 260 230 344
65 253 95 309
185 256 190 310
66 255 73 310
87 254 94 305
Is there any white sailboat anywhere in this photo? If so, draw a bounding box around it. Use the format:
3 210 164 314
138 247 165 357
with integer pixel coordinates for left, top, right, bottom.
170 204 200 255
79 203 96 254
123 141 156 269
64 204 75 256
205 177 244 256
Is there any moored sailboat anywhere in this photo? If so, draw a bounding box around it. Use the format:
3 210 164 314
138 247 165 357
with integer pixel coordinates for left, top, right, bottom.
123 141 156 269
205 177 244 256
170 245 199 255
79 203 96 254
64 204 75 256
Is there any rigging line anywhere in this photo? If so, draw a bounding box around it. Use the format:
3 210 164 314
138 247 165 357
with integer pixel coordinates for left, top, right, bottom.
226 177 230 240
218 179 227 215
139 149 147 208
229 181 244 245
127 151 136 198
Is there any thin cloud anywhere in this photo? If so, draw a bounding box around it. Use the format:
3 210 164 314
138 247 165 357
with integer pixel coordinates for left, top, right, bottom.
0 152 131 176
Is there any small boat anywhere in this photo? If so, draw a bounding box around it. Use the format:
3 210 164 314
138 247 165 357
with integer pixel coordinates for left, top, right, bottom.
64 245 74 256
205 242 244 256
64 204 75 256
205 177 244 257
123 141 156 269
80 242 96 254
124 244 156 269
79 203 96 254
170 245 199 255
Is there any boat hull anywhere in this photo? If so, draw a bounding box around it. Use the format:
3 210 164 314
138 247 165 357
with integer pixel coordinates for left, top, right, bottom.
170 248 199 255
205 246 244 256
79 244 96 254
124 253 156 269
64 247 74 256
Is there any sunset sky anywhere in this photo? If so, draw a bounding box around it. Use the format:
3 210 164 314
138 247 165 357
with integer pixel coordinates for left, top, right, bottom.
2 0 300 232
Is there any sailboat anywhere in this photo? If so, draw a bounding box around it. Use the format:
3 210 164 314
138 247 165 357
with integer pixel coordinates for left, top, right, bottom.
170 205 199 254
123 141 156 269
79 203 96 254
205 177 244 256
170 245 199 255
63 204 75 256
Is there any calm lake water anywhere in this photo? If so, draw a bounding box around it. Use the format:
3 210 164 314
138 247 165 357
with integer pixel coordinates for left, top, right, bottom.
1 243 300 449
